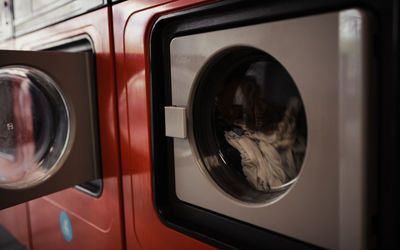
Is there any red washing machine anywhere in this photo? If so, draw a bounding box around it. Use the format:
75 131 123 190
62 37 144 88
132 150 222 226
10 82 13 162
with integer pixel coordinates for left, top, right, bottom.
114 0 398 249
0 1 124 249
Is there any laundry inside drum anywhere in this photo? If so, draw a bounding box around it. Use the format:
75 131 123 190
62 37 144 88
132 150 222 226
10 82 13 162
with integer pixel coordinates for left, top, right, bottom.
192 46 307 203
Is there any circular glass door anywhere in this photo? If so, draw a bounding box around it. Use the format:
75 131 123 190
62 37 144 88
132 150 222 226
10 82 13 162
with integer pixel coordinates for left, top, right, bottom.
0 66 71 189
191 47 307 203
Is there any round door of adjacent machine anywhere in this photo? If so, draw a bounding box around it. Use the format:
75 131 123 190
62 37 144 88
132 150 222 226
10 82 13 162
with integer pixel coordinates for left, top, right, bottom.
0 50 100 209
0 66 71 189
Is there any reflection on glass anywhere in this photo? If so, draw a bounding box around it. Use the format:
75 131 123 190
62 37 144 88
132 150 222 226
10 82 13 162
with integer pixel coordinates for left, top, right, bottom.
0 66 69 189
0 81 16 162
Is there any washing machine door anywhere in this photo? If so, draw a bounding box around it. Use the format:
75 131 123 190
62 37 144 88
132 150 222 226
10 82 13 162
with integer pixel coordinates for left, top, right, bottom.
158 8 374 249
0 50 100 209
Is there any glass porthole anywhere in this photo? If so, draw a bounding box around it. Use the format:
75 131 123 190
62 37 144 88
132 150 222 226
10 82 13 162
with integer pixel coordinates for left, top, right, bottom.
191 47 307 203
0 66 71 189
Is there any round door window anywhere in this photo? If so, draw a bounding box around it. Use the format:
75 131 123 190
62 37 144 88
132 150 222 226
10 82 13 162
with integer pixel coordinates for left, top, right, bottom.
191 47 307 203
0 66 71 189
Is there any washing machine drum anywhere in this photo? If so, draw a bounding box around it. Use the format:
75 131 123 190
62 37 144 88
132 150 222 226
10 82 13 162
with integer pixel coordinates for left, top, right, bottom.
191 47 307 203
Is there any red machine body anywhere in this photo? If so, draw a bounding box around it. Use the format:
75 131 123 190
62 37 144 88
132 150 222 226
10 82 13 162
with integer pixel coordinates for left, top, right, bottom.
0 204 30 247
112 0 216 249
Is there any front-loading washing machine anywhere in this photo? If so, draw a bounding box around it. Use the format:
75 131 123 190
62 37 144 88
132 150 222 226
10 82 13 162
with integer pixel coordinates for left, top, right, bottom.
0 1 125 249
149 1 381 249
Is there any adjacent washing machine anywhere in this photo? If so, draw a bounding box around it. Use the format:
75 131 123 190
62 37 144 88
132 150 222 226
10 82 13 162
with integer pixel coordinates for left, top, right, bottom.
150 1 378 249
0 0 107 209
0 1 124 249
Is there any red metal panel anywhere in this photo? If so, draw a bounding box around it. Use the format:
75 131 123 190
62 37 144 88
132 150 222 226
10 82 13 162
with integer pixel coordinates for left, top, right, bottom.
0 203 31 249
1 6 124 250
113 1 217 249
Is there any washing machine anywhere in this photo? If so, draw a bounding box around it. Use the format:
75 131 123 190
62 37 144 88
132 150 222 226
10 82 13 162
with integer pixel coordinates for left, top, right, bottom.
148 0 398 249
0 1 124 249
